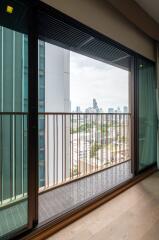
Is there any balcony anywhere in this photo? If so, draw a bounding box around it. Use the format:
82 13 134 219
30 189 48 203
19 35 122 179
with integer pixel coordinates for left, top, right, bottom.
38 112 132 223
0 112 132 236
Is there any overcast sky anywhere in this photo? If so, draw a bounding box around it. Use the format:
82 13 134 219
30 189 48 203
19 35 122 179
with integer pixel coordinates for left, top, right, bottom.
70 51 129 112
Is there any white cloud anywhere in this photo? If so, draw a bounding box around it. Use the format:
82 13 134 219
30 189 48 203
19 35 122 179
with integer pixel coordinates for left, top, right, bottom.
70 51 129 112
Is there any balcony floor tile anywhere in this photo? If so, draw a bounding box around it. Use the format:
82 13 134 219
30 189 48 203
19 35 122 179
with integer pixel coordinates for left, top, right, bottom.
39 161 132 223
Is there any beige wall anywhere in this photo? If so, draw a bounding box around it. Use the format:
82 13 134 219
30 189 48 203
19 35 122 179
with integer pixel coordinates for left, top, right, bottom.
41 0 155 61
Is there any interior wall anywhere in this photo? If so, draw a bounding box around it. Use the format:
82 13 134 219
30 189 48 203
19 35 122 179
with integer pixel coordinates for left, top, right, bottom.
41 0 155 61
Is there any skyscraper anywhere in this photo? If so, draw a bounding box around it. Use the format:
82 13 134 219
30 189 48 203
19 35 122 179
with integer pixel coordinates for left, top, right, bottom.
0 27 29 199
117 107 121 113
93 98 99 112
0 27 46 195
93 98 98 109
76 106 81 113
123 106 128 113
108 108 114 113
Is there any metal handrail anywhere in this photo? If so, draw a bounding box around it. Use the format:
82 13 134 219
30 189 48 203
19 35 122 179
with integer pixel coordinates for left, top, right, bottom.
0 112 131 115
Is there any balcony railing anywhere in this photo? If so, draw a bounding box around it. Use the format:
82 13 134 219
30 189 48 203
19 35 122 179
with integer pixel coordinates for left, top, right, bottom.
0 112 131 206
39 113 131 192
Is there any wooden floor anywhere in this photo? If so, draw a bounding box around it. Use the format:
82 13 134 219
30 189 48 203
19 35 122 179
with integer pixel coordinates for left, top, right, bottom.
47 171 159 240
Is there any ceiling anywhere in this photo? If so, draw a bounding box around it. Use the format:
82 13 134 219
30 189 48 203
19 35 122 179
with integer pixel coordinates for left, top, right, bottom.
135 0 159 24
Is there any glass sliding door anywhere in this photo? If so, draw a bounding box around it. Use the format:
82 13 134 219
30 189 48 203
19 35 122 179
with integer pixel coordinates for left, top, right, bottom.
0 26 29 239
138 58 157 170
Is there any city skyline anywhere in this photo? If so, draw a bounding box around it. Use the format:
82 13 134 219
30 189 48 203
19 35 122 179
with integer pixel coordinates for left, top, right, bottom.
73 98 128 113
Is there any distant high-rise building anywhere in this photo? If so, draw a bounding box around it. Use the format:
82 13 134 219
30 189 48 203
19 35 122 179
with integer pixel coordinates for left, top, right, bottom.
93 98 97 109
123 106 128 113
76 106 81 113
116 107 121 113
99 108 103 113
108 108 114 113
93 98 99 112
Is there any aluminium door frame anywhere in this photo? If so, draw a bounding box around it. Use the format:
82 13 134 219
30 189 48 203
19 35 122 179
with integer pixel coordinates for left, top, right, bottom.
28 0 39 229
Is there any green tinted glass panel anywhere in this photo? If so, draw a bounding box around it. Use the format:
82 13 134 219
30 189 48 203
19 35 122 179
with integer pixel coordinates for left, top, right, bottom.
0 26 28 238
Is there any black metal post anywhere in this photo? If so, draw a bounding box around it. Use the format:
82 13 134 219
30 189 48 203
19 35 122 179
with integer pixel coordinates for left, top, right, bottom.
28 0 39 228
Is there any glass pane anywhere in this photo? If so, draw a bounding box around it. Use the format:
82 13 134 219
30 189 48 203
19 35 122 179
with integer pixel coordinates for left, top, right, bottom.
0 26 28 238
138 58 157 170
38 38 132 223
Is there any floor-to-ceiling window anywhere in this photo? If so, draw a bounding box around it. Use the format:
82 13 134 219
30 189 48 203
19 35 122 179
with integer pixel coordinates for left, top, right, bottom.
0 2 157 238
37 15 133 223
